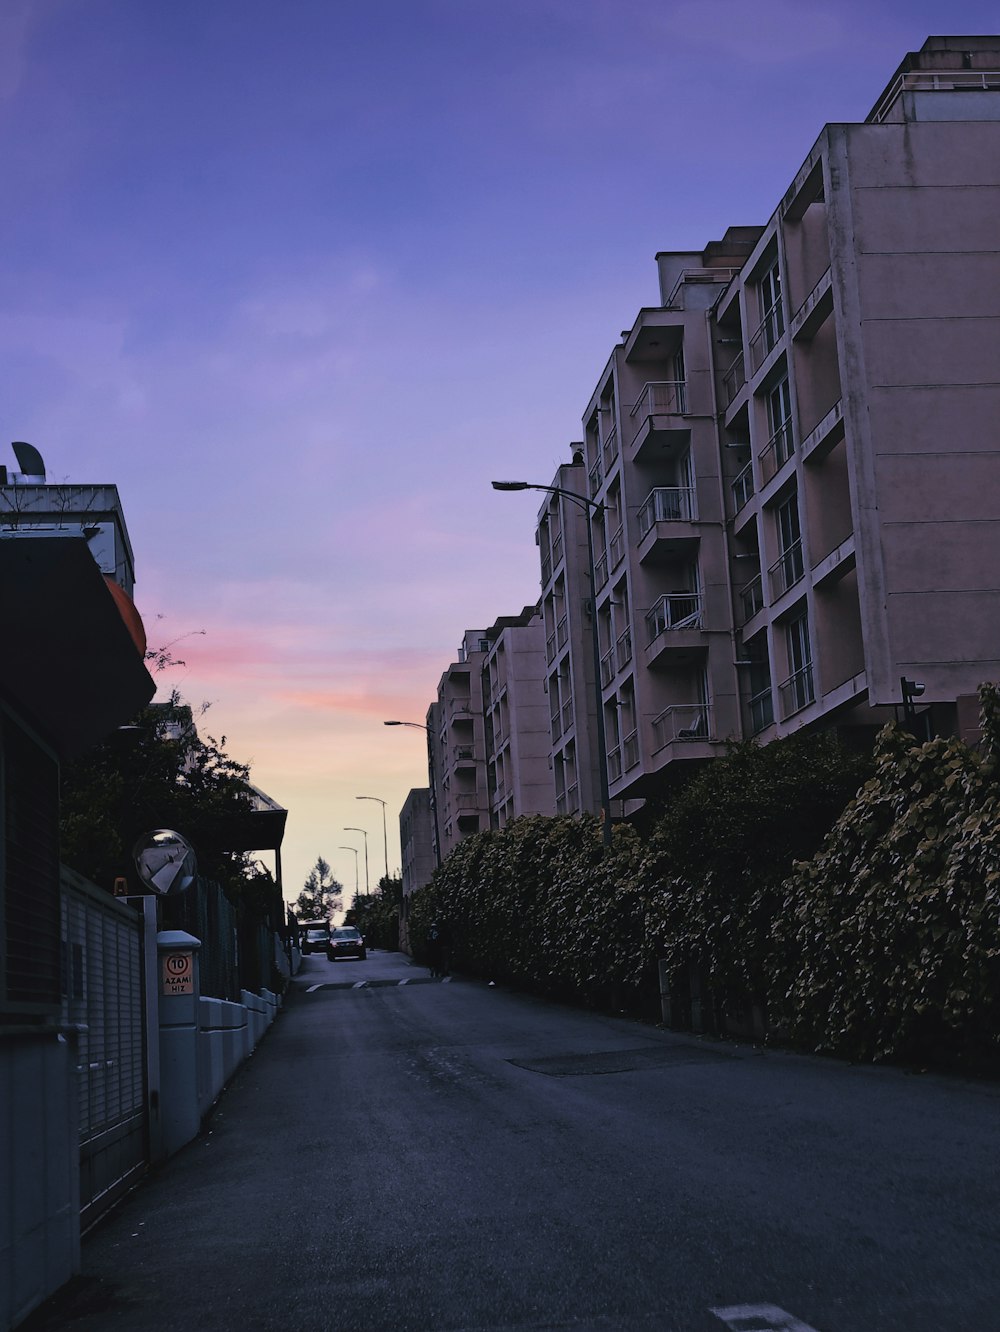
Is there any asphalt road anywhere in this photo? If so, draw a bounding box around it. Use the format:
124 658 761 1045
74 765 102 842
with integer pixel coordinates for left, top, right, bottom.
27 949 1000 1331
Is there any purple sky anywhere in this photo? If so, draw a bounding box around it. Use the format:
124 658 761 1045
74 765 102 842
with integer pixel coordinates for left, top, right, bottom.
2 0 995 905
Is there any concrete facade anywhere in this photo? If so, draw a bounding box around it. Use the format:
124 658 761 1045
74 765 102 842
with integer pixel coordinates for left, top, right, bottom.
429 630 490 859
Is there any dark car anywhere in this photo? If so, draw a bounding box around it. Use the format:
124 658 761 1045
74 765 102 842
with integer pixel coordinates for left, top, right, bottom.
327 926 367 961
300 922 331 955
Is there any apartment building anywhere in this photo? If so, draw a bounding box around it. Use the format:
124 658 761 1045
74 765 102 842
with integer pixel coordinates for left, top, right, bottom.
428 629 490 859
398 786 436 951
481 608 552 827
569 35 1000 805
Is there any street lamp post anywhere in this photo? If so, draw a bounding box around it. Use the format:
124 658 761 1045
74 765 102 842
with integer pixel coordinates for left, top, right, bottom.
344 827 369 894
383 721 443 867
355 795 389 882
338 845 359 896
492 479 613 848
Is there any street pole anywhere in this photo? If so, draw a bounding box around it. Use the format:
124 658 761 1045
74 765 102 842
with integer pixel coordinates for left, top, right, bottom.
356 795 389 882
344 827 369 894
338 846 359 895
492 481 613 847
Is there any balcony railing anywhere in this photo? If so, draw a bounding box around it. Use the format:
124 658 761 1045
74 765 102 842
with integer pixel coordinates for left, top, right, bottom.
748 685 774 734
652 703 711 749
629 380 687 433
607 745 622 782
623 729 639 770
768 539 804 599
550 711 562 742
615 627 632 672
594 552 609 590
778 663 815 718
759 418 795 482
600 646 615 687
609 523 625 569
540 552 552 585
561 699 574 733
749 299 784 372
722 350 745 405
731 461 754 513
637 487 695 538
739 573 764 624
601 422 619 471
545 629 556 662
646 593 702 642
551 529 564 567
556 614 568 649
589 459 603 496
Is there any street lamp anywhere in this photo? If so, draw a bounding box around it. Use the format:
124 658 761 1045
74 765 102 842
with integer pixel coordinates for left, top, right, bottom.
355 795 389 881
492 479 613 847
344 827 369 894
338 845 359 895
383 720 442 867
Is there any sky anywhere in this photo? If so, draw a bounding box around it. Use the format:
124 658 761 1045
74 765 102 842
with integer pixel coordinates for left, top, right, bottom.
1 0 996 908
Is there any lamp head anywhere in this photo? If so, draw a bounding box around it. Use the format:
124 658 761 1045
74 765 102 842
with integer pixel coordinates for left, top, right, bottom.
902 678 925 699
492 480 529 491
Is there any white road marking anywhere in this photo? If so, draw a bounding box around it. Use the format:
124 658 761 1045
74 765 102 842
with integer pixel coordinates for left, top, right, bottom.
306 984 324 992
352 980 368 988
442 975 452 983
398 978 410 985
710 1306 822 1332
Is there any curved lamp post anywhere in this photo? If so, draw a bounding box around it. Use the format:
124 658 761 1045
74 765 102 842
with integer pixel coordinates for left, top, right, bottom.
492 479 613 848
383 721 442 867
343 827 369 894
355 795 389 882
338 845 359 895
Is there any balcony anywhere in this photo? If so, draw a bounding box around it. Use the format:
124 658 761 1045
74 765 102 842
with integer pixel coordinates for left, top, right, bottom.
551 529 564 567
561 699 574 734
645 594 704 666
615 628 632 673
629 381 690 460
748 685 774 734
637 487 695 538
778 663 815 718
556 614 568 649
550 709 562 742
601 422 619 472
759 418 795 484
768 540 805 600
594 552 609 590
609 523 625 569
589 459 603 497
540 551 552 585
600 646 615 687
749 300 784 373
454 745 475 763
545 628 556 662
722 350 745 407
739 573 764 624
607 745 622 782
652 703 711 750
731 461 754 514
623 729 639 770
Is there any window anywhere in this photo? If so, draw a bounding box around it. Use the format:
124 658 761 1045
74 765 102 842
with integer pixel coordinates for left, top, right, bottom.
772 493 804 596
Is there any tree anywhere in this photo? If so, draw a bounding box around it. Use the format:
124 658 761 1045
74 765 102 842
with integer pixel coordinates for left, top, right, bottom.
346 874 402 949
293 857 343 923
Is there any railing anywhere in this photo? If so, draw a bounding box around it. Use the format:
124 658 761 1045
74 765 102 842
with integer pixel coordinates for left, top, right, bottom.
629 380 687 432
589 459 603 496
594 552 609 589
623 730 639 770
722 350 745 405
600 646 615 687
768 539 804 599
652 704 711 749
868 69 1000 124
646 593 702 641
556 613 568 649
550 709 562 742
759 418 795 482
637 487 695 539
748 685 774 734
564 780 579 811
615 628 632 672
749 299 784 372
545 629 556 662
561 699 574 733
540 552 552 585
609 523 625 568
601 422 619 471
731 461 754 513
739 573 764 623
778 664 815 717
555 787 569 814
454 745 475 761
607 745 622 782
551 529 563 567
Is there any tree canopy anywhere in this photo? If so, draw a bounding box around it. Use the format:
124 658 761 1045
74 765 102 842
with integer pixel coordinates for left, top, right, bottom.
293 856 343 923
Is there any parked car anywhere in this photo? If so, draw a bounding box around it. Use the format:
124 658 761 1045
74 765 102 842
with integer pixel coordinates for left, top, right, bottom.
327 926 367 961
300 922 331 955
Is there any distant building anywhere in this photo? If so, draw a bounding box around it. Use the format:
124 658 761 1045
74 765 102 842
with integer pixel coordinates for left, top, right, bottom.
429 630 490 859
481 607 552 826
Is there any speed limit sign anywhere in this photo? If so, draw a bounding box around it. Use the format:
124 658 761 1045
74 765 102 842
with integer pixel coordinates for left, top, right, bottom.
161 951 194 995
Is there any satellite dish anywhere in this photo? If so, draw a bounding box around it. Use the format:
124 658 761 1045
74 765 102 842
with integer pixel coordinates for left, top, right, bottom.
132 829 197 896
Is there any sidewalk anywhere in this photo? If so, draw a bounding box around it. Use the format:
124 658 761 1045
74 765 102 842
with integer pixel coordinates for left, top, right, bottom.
22 998 309 1332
